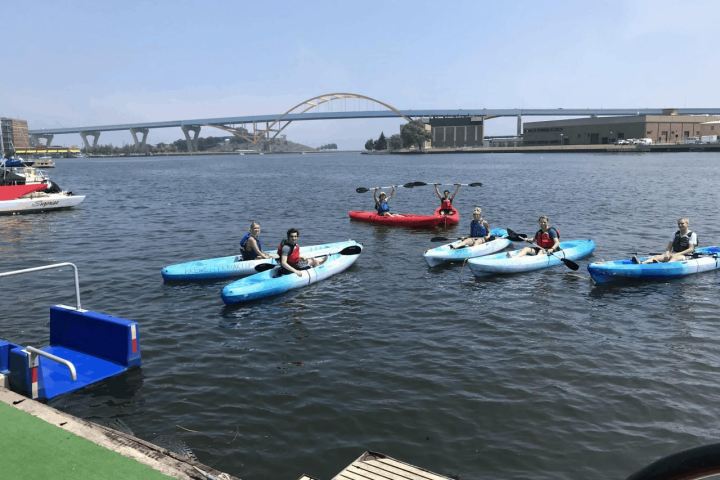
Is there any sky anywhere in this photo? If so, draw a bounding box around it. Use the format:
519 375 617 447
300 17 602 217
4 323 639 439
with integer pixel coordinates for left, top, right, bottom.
3 0 719 149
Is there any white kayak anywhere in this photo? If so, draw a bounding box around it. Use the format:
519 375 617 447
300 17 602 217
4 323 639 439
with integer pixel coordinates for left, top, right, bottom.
221 245 362 304
468 239 595 276
423 228 510 267
0 192 85 215
161 239 361 281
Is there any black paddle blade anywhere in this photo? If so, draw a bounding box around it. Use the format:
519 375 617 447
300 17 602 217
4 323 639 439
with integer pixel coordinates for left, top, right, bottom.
506 228 527 242
412 181 428 187
560 258 580 271
356 187 369 193
254 263 276 272
339 245 362 255
468 182 483 187
430 236 450 242
402 182 416 188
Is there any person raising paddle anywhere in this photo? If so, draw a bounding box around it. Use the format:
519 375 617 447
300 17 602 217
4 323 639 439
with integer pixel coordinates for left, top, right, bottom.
511 215 560 258
373 186 396 216
239 221 272 261
278 228 322 276
434 183 460 215
633 217 697 264
450 206 492 249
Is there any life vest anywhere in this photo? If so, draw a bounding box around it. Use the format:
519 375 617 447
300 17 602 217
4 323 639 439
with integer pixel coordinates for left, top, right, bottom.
376 201 390 215
470 219 488 238
277 240 301 267
672 230 695 253
239 232 262 260
440 198 453 211
534 226 560 249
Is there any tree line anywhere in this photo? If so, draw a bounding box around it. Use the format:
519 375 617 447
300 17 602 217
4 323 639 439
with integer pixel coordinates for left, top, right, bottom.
364 120 432 152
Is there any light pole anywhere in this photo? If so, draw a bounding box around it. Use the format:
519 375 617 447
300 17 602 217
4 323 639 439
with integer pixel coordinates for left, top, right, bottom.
559 133 564 145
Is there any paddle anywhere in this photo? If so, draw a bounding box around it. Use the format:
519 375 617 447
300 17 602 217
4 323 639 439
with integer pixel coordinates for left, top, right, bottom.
506 228 579 271
254 245 363 272
355 182 425 194
431 182 483 187
430 235 496 243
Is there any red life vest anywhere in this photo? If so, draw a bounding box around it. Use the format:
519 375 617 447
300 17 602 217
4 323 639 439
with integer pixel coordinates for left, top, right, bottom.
277 241 301 267
534 227 560 249
440 198 453 210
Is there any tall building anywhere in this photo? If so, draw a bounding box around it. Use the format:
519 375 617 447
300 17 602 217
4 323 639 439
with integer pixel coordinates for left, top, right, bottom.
1 117 30 154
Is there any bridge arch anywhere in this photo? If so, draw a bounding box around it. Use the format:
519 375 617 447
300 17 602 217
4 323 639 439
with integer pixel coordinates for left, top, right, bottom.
255 92 412 144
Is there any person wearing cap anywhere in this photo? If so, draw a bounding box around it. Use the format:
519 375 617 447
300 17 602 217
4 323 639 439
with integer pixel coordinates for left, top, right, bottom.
450 206 492 249
373 185 396 216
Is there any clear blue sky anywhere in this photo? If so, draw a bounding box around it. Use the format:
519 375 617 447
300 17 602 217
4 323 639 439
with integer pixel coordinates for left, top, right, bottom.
3 0 718 149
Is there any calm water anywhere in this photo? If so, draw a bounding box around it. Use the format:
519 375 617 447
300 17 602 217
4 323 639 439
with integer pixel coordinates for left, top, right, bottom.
2 152 720 480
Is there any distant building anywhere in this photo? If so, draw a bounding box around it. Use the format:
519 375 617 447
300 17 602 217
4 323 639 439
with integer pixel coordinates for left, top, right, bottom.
428 117 484 148
523 113 720 145
1 117 30 153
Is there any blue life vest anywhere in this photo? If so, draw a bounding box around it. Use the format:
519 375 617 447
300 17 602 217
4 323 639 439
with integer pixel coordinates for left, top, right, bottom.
470 219 487 238
376 201 390 215
239 232 262 260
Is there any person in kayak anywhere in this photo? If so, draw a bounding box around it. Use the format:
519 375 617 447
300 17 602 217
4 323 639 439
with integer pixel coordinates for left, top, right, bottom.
278 228 322 276
434 183 460 214
633 217 697 264
373 186 396 216
239 222 272 261
450 206 492 249
511 215 560 257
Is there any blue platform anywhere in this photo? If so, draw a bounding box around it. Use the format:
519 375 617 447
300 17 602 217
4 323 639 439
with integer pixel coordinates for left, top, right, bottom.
1 305 141 401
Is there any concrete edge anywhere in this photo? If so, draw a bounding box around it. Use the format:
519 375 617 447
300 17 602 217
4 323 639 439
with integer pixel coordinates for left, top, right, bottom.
0 387 239 480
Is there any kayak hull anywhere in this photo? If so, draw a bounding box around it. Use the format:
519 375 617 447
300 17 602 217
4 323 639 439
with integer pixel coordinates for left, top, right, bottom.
161 240 360 281
468 239 595 276
221 248 362 304
587 246 720 285
348 207 459 228
423 228 510 267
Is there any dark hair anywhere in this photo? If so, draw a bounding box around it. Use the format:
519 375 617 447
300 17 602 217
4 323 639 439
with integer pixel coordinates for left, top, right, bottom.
286 228 300 238
443 190 450 196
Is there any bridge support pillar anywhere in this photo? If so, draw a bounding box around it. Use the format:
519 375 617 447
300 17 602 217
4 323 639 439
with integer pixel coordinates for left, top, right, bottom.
31 134 54 147
181 125 201 152
130 127 149 152
80 131 101 151
516 115 523 137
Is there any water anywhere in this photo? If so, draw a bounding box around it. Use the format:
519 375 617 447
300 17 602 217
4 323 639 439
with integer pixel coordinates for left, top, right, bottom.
2 152 720 480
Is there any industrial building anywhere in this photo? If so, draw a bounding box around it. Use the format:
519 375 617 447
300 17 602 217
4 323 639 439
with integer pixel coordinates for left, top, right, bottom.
1 117 30 153
523 112 720 145
429 117 484 148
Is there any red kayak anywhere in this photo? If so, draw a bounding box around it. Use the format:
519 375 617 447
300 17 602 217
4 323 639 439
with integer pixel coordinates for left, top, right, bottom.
348 207 459 228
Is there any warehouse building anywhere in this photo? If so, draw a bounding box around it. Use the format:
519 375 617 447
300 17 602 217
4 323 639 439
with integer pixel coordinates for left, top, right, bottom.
429 117 484 148
523 112 720 145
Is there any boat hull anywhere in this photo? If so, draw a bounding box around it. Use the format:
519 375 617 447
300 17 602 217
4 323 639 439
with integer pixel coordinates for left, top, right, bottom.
348 207 459 228
468 239 596 276
423 228 511 267
161 240 361 281
221 248 362 304
587 246 720 284
0 193 85 215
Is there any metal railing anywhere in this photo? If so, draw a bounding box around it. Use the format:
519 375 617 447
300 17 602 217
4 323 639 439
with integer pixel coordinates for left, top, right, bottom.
26 346 77 381
0 262 81 309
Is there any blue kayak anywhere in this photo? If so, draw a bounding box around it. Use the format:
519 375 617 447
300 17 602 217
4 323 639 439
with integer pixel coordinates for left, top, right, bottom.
161 240 360 281
467 239 595 276
221 246 362 304
588 246 720 285
423 228 510 267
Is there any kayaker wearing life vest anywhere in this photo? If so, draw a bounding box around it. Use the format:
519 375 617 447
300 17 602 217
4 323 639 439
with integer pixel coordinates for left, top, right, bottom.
278 228 321 276
633 217 697 264
239 222 271 261
373 186 396 216
512 215 560 258
451 206 492 249
434 183 460 215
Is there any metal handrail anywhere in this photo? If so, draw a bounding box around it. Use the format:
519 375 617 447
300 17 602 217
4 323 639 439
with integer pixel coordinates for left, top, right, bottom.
26 346 77 381
0 262 81 309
